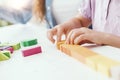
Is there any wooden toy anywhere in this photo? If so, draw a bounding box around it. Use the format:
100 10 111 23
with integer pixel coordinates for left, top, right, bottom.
60 44 97 64
57 41 120 78
60 44 71 56
9 43 21 50
0 46 14 53
56 40 65 49
21 39 38 47
22 46 42 57
0 51 11 61
111 66 120 80
86 55 120 77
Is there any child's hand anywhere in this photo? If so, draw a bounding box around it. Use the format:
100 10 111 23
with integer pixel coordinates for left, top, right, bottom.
65 27 106 45
47 24 70 43
47 20 79 43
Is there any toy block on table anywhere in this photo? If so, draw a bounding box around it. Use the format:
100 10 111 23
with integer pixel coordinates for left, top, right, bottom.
6 47 14 53
0 46 14 53
86 55 103 70
0 51 11 61
21 39 38 47
0 42 20 51
97 57 120 77
56 40 65 49
8 43 21 51
1 51 11 58
57 41 120 78
60 44 71 56
111 66 120 80
60 44 98 64
86 55 120 77
22 46 42 57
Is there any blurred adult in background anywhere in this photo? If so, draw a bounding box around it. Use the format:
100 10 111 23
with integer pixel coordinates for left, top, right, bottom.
33 0 57 28
0 0 82 29
33 0 88 29
0 0 32 24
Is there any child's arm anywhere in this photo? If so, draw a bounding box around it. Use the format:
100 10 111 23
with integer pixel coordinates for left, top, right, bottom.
65 27 120 48
47 15 92 43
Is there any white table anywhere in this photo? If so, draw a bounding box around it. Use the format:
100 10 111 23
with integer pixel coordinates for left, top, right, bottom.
0 23 120 80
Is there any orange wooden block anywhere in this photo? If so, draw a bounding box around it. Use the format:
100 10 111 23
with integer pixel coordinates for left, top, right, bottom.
60 44 71 56
60 44 98 64
56 40 65 50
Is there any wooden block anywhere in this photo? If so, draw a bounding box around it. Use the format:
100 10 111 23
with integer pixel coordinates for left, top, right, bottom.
97 58 120 77
111 66 120 80
86 55 120 77
60 44 71 56
0 51 10 61
10 43 21 50
69 45 97 64
86 55 98 70
1 51 11 58
21 39 38 47
59 44 97 64
22 46 42 57
6 47 14 53
0 46 14 53
56 40 65 49
57 41 120 77
86 55 109 70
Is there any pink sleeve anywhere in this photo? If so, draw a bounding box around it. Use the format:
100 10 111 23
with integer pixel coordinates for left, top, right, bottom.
78 0 92 20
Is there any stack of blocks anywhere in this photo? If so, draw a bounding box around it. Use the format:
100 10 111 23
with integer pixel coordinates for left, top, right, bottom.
57 41 120 79
0 42 21 61
21 39 42 57
0 38 42 61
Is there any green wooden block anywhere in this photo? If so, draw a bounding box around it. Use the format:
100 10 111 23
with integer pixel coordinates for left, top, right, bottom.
21 39 38 47
0 52 10 61
2 51 11 58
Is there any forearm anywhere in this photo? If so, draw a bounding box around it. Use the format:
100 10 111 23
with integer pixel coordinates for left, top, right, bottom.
61 15 91 30
102 33 120 48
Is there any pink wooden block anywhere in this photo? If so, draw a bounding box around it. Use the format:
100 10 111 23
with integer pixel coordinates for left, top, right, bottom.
0 46 14 53
22 46 42 57
7 47 14 53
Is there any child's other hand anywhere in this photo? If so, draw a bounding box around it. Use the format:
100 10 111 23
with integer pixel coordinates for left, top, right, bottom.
65 27 106 45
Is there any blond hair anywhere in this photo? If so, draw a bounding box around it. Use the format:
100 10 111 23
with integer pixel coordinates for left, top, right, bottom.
33 0 46 21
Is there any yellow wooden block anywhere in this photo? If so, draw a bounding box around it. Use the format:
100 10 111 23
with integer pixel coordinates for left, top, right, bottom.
86 55 109 70
97 58 120 77
86 55 120 77
111 66 120 80
86 55 99 70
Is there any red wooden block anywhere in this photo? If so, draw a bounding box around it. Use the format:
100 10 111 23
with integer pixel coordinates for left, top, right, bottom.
6 47 14 53
22 46 42 57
